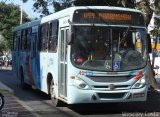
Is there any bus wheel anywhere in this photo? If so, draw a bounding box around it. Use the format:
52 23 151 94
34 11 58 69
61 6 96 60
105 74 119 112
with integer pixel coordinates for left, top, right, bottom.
20 71 27 89
50 79 59 106
0 93 4 110
50 79 66 107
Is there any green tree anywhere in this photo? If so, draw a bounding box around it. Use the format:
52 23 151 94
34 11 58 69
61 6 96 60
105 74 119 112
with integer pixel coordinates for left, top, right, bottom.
0 2 30 51
74 0 134 7
0 34 7 51
28 0 135 15
53 0 72 12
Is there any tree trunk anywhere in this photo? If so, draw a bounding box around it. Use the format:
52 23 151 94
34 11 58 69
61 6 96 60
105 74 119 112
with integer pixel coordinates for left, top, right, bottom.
135 0 153 26
136 0 160 91
147 55 160 90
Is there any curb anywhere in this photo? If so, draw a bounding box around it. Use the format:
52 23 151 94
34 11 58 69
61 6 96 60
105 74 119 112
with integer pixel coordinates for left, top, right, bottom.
0 66 12 71
0 82 14 95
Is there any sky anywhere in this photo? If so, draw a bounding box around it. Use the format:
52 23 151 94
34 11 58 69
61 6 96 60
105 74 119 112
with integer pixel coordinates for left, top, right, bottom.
0 0 53 19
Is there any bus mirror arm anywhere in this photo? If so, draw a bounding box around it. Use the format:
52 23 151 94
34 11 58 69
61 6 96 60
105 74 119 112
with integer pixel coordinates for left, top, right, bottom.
67 32 74 45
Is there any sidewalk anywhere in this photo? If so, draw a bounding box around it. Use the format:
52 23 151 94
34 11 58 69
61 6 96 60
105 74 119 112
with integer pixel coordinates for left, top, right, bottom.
0 82 40 117
0 82 14 95
0 66 12 71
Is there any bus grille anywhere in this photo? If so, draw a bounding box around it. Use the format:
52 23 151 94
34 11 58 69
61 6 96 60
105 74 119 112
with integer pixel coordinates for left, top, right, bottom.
93 85 129 89
88 76 134 82
97 93 125 99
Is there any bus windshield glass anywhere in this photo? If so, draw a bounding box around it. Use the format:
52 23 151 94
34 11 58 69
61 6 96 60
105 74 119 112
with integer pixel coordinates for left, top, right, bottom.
71 26 147 71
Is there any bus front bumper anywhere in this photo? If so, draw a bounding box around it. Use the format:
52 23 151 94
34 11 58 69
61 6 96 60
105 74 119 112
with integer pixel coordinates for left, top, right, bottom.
67 85 148 104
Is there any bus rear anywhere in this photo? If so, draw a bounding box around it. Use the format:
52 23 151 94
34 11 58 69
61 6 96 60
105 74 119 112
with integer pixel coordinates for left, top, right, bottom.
66 7 149 104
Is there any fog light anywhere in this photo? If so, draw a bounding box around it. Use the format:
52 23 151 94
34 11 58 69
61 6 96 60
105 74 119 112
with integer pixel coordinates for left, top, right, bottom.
79 83 86 88
71 76 90 90
134 83 141 87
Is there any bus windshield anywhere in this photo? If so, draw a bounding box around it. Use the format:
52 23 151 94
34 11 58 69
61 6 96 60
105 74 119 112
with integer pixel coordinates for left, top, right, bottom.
71 26 147 71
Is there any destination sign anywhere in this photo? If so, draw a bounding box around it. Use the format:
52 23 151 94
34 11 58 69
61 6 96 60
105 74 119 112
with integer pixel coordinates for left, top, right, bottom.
83 12 132 21
73 10 145 26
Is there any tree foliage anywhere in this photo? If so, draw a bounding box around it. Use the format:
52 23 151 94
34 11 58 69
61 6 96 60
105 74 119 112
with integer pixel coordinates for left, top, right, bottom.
0 35 7 51
53 0 72 12
135 1 153 26
32 0 50 15
23 0 160 27
21 0 159 30
0 2 30 51
74 0 134 8
27 0 135 15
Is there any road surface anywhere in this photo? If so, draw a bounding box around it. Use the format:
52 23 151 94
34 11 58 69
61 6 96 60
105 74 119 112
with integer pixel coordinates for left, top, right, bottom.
0 68 160 117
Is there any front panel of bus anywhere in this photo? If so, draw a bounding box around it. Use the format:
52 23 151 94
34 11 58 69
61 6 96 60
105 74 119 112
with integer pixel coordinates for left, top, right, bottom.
66 9 149 104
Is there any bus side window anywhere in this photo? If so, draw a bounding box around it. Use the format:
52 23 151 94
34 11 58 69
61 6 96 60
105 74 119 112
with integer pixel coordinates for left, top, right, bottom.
40 24 49 51
48 20 59 52
21 30 27 51
26 28 31 51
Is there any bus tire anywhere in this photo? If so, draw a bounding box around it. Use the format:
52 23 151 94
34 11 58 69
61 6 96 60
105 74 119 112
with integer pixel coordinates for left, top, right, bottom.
0 93 4 110
20 70 27 89
49 79 66 107
50 79 59 106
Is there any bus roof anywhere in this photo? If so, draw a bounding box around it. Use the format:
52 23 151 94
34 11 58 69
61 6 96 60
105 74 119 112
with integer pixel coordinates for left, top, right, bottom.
41 6 142 24
13 19 41 32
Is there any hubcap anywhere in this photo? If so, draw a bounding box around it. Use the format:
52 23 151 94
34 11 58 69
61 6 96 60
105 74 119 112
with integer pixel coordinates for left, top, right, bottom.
50 83 55 99
0 96 3 107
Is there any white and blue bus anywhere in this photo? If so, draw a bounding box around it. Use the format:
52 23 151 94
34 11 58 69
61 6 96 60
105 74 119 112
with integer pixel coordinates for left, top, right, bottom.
12 6 150 106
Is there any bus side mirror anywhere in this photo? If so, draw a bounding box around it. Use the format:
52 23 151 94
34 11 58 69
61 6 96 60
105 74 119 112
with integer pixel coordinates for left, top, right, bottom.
147 34 152 53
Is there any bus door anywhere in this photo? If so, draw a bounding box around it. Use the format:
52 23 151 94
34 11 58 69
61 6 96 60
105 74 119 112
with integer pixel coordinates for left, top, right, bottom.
59 27 69 98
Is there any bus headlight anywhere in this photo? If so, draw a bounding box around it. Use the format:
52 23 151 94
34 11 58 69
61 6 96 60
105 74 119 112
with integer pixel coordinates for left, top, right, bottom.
132 77 146 89
71 76 90 90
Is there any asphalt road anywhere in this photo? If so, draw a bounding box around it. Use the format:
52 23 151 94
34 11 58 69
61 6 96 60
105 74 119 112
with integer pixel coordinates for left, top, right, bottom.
0 68 160 117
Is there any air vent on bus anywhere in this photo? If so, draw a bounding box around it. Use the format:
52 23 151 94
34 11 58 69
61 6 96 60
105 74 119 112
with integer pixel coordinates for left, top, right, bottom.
97 93 125 99
88 76 134 82
93 85 130 89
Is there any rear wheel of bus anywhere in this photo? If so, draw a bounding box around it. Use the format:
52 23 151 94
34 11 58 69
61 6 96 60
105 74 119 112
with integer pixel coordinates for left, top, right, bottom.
0 93 4 110
20 69 27 89
50 79 60 107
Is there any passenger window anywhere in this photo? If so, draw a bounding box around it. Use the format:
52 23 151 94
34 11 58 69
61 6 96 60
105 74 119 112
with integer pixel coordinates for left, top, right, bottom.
48 20 59 52
40 24 49 51
21 30 27 51
20 28 31 51
26 29 31 51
